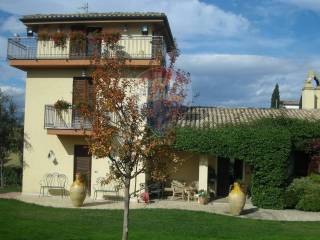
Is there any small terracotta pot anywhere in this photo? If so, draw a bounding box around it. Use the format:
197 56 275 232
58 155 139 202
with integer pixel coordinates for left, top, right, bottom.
198 196 208 205
228 182 246 216
70 173 87 207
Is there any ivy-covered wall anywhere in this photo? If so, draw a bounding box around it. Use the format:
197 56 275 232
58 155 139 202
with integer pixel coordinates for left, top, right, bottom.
174 118 320 209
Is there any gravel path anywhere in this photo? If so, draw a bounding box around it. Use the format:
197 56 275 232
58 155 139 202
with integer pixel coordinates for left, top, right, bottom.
1 192 320 221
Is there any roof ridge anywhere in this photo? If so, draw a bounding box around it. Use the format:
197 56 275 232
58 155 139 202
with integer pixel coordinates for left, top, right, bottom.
21 12 166 19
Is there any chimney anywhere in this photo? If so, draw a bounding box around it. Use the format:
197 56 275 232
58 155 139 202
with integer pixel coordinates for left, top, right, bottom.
301 71 315 109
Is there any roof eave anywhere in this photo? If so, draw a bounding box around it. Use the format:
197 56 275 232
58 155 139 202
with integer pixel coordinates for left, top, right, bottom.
20 14 175 50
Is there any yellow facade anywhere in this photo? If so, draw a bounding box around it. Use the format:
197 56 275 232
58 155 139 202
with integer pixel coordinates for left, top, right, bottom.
23 68 147 197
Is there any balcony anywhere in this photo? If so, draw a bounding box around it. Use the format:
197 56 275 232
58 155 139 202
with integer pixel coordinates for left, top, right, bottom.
44 105 92 136
7 35 165 69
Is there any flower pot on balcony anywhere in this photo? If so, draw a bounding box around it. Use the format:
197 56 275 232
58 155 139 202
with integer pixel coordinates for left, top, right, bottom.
70 173 87 207
228 182 246 216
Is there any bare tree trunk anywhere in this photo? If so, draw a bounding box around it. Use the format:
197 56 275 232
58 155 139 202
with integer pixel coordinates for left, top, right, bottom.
0 159 4 188
122 178 131 240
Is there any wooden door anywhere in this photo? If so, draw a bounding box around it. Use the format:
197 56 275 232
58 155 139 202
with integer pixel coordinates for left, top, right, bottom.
72 77 93 128
86 27 102 57
74 145 92 194
70 26 86 58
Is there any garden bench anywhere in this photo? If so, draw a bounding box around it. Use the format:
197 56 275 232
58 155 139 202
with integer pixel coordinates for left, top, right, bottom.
39 173 67 197
171 180 186 200
93 177 120 200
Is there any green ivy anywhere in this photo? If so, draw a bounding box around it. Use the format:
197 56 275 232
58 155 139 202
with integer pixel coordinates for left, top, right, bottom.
174 118 320 209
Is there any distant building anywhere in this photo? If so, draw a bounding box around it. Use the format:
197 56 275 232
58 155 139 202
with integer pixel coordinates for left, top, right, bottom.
279 100 300 109
301 71 320 109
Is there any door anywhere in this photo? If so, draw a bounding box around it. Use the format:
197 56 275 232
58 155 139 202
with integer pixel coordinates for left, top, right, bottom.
72 77 93 128
74 145 92 194
70 26 86 58
217 157 230 197
86 27 102 57
217 158 244 197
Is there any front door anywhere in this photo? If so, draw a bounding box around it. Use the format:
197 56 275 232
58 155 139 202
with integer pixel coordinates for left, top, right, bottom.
217 158 243 197
74 145 92 194
217 157 230 197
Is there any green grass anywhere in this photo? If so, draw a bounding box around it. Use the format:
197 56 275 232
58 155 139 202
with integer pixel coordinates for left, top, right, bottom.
0 199 319 240
0 185 21 193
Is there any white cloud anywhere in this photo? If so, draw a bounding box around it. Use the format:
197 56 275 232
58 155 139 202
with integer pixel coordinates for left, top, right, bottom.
0 62 26 82
0 85 24 95
177 53 311 107
0 0 251 40
0 15 25 34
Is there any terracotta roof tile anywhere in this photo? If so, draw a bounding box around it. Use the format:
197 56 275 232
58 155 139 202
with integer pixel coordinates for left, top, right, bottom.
21 12 165 21
178 107 320 129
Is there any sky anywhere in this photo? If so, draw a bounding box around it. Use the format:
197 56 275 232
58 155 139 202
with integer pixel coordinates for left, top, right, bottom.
1 0 320 111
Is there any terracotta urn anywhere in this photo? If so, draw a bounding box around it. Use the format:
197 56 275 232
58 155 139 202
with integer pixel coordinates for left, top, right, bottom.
227 182 246 216
70 173 87 207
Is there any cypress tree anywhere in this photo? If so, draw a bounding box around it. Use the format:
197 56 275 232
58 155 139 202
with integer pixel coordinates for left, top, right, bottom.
271 83 280 108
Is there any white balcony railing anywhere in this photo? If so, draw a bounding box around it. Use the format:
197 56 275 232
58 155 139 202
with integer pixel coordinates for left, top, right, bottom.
44 105 120 130
44 105 91 130
8 35 165 60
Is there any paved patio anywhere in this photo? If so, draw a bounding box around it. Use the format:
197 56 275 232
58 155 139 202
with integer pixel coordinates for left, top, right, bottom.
1 192 320 221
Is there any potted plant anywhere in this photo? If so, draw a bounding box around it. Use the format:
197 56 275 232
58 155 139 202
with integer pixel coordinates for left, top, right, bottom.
54 99 71 110
51 32 68 48
53 99 71 116
37 31 50 41
70 31 87 56
198 190 208 205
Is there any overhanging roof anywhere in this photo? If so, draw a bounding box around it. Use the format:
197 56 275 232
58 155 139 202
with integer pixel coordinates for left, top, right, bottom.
178 107 320 129
20 12 175 49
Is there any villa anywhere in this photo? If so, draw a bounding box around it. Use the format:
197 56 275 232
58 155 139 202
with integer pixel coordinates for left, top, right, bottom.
7 12 320 201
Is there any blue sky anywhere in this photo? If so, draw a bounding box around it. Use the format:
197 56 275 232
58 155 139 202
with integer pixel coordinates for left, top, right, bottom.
1 0 320 110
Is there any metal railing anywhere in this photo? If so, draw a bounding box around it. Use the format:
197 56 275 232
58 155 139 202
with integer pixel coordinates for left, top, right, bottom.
44 105 91 129
44 105 120 130
7 35 165 60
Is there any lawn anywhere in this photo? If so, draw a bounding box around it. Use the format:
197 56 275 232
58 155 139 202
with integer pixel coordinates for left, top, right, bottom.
0 199 319 240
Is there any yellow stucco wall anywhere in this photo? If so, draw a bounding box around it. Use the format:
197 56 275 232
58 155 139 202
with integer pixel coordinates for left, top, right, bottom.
23 69 85 194
23 68 147 197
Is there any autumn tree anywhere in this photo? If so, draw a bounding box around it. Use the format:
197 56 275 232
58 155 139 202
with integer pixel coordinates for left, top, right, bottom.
83 33 190 240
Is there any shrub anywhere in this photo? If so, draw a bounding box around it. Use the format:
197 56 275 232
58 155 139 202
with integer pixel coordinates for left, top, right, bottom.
284 187 299 209
309 173 320 184
296 190 320 211
4 167 22 186
284 177 311 209
285 176 320 211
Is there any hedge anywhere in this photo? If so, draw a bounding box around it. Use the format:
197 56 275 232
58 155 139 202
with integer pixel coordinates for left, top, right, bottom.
3 167 22 186
174 118 320 209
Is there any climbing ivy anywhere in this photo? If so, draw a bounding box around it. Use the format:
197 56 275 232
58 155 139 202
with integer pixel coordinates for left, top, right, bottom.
174 118 320 209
